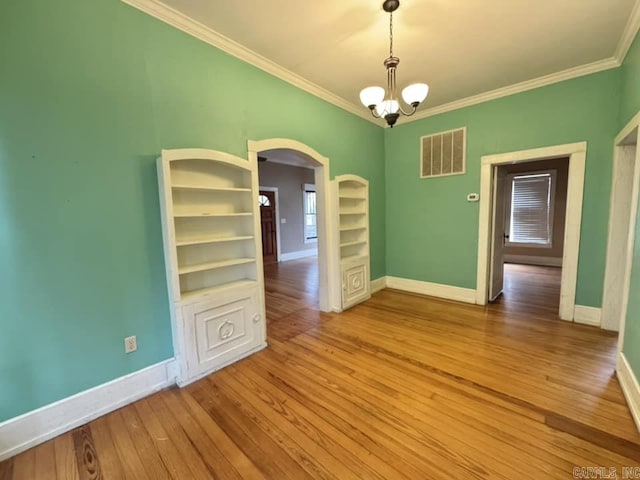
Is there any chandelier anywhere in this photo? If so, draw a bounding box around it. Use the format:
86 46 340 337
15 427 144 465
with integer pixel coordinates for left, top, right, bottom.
359 0 429 127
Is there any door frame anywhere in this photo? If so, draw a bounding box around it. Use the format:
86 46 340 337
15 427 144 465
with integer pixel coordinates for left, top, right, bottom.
248 138 339 313
605 111 640 351
258 186 281 262
476 142 587 321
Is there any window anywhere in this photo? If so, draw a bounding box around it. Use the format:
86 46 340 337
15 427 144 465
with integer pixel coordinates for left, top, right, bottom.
258 194 271 207
507 172 555 246
303 184 317 243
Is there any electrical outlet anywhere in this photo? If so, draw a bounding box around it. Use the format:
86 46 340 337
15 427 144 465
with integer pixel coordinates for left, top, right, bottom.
124 335 137 353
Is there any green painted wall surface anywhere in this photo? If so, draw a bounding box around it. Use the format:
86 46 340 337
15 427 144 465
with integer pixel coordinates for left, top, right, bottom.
621 30 640 379
620 32 640 126
385 70 620 306
0 0 385 421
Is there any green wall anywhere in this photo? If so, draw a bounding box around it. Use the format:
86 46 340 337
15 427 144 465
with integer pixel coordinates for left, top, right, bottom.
621 31 640 379
0 0 385 422
384 70 620 306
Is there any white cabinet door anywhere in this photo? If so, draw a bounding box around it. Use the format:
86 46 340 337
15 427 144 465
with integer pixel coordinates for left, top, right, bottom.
181 286 262 381
341 259 370 309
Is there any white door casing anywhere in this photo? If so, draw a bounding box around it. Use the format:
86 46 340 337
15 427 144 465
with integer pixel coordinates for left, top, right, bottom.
476 142 587 321
606 111 640 351
248 139 340 312
489 166 507 301
602 139 638 331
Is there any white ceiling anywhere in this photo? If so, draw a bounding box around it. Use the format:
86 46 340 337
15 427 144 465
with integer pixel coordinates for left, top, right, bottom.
141 0 639 122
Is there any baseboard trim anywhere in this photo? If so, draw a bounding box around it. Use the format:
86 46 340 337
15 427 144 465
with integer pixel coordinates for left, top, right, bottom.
573 305 602 327
279 249 317 262
370 276 387 293
504 255 563 267
617 352 640 433
0 359 177 462
386 276 476 304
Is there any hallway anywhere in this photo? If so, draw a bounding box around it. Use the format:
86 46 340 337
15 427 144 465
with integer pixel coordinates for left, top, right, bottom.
492 263 562 316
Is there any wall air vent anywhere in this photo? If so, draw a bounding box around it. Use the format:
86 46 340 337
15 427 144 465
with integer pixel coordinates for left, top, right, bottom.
420 127 466 178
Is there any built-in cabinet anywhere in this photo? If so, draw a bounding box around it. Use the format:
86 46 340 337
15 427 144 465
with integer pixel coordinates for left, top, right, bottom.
334 175 371 309
157 149 266 385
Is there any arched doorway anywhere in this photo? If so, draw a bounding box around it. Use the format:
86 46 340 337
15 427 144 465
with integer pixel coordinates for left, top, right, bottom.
247 139 339 314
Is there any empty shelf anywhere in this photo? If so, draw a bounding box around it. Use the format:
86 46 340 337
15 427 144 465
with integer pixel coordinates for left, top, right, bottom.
179 257 255 275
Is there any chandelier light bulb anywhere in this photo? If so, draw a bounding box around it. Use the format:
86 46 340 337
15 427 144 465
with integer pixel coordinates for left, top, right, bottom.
402 83 429 106
360 86 386 108
375 99 399 117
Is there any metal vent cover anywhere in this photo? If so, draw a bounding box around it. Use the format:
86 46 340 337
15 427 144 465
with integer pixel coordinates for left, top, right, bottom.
420 127 466 178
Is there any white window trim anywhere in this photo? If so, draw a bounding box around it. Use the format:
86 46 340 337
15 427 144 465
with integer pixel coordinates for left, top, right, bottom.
303 183 317 244
504 169 556 249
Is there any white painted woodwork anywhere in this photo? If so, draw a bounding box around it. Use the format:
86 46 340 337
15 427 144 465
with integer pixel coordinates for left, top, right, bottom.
611 111 640 354
123 0 638 125
248 138 339 312
476 143 587 321
333 175 371 310
617 352 640 433
489 166 507 301
0 360 177 462
157 148 266 385
602 138 638 331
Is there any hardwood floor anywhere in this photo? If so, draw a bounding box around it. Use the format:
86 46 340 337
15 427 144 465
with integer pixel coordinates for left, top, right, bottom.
2 258 639 479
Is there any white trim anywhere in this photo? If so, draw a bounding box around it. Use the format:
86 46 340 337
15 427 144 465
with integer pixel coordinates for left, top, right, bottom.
601 127 639 332
121 0 634 128
370 276 387 293
615 0 640 64
386 276 476 304
0 359 177 462
258 186 282 262
248 139 339 313
397 59 620 126
280 249 318 262
476 142 586 321
504 255 562 267
120 0 376 125
617 352 640 433
614 113 640 353
573 305 602 327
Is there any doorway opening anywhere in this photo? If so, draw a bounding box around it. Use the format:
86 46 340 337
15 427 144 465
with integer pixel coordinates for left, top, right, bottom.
476 142 587 321
248 139 338 340
603 120 640 339
489 158 569 314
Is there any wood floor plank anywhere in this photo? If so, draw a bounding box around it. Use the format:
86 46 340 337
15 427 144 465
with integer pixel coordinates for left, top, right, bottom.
1 259 639 479
175 389 267 480
11 449 35 480
105 411 153 480
133 398 197 479
118 406 171 480
88 416 125 479
53 433 79 480
71 426 100 480
33 441 56 480
0 459 13 480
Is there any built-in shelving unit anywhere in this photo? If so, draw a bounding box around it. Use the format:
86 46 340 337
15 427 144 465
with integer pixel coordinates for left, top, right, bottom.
334 175 370 310
157 148 266 386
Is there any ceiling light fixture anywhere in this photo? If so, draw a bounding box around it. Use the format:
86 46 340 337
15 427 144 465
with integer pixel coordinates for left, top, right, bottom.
360 0 429 127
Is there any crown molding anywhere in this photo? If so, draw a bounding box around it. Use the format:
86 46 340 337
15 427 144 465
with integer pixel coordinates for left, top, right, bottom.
123 0 636 129
121 0 379 125
615 0 640 63
394 57 620 126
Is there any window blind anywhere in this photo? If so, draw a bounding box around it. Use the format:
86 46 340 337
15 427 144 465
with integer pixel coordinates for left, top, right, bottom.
509 173 552 244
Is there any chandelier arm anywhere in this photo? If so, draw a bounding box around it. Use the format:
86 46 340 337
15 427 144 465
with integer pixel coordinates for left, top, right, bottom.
368 108 382 119
397 103 418 117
